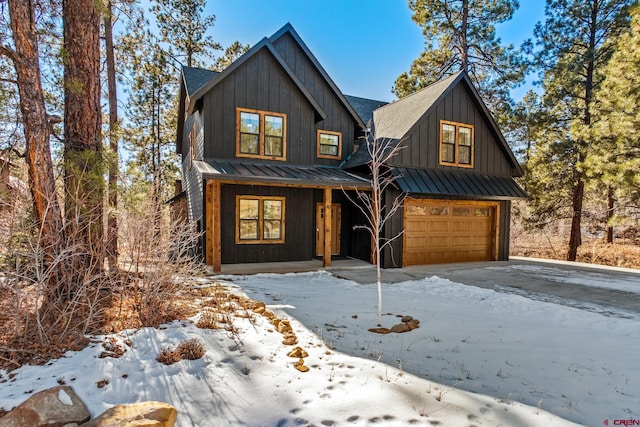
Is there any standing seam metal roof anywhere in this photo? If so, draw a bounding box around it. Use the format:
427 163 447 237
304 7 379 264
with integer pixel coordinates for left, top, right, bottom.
393 167 527 200
193 159 371 188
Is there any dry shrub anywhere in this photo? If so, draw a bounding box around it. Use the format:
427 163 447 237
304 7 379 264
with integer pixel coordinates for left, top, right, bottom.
176 338 205 360
196 310 220 329
156 346 181 365
0 188 203 370
157 338 205 364
117 198 204 328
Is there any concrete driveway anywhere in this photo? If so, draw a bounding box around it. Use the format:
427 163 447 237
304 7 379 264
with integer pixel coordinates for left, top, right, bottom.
329 257 640 319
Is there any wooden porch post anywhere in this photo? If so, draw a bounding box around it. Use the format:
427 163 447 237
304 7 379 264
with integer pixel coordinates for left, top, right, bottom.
205 180 222 272
323 187 332 267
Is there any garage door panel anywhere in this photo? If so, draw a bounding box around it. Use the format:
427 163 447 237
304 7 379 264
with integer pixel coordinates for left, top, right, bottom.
404 200 497 266
427 219 451 232
451 220 473 233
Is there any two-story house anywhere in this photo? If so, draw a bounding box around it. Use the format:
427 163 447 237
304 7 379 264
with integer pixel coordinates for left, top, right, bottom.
176 23 526 272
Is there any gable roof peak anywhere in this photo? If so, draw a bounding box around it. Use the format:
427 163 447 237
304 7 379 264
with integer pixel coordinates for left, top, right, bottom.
373 71 464 139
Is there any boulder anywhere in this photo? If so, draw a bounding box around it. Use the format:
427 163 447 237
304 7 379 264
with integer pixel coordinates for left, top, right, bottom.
287 347 308 358
406 319 420 330
401 315 413 322
390 323 410 333
1 386 90 427
368 327 391 334
82 402 177 427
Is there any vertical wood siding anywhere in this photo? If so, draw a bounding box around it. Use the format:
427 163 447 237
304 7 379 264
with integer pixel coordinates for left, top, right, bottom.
219 184 314 264
201 46 356 166
391 83 513 176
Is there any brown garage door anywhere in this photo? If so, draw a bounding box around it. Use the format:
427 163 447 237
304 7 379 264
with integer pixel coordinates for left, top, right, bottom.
403 199 498 266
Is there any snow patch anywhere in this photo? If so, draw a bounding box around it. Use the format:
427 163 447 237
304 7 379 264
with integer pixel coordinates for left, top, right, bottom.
57 389 73 406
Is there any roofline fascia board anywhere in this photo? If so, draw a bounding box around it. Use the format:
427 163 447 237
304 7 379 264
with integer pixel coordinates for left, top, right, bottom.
186 38 326 121
200 175 372 190
270 23 367 130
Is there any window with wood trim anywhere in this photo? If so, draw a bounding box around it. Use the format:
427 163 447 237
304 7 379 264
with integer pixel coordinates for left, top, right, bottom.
236 108 286 160
236 196 285 244
439 120 474 168
316 130 342 159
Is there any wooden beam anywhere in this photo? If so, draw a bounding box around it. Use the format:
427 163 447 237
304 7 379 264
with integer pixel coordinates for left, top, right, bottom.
205 180 222 272
323 188 332 267
206 177 369 191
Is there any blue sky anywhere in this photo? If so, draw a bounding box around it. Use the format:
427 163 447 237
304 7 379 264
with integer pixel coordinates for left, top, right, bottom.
208 1 546 102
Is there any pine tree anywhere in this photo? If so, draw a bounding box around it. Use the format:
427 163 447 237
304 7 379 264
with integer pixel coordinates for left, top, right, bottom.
213 41 250 72
394 0 525 118
531 0 632 260
62 0 104 296
151 0 221 68
1 0 64 291
588 3 640 240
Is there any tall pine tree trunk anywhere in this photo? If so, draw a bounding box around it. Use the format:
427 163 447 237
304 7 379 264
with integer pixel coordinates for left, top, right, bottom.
63 0 104 296
104 0 119 271
606 187 615 244
567 2 598 262
5 0 64 292
567 171 584 261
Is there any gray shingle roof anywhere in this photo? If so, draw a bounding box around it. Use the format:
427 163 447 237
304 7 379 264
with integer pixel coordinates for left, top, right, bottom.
344 95 388 126
393 167 528 200
182 66 219 97
194 159 371 188
374 72 461 139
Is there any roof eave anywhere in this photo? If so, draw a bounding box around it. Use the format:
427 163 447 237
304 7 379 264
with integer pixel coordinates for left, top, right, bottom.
270 23 366 130
186 37 327 121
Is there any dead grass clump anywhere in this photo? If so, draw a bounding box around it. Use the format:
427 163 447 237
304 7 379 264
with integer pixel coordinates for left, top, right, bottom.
156 347 181 365
177 338 205 360
196 310 220 329
157 338 205 365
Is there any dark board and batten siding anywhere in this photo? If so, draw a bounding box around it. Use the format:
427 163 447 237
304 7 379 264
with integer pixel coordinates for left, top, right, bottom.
498 200 511 260
218 184 314 264
201 48 356 166
391 83 513 177
272 33 358 164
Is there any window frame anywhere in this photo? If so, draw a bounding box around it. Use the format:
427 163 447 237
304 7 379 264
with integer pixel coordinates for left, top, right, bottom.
235 195 286 244
236 108 287 161
439 120 474 168
316 130 342 159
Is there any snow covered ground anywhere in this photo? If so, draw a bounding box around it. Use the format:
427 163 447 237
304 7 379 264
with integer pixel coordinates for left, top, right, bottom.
0 269 637 426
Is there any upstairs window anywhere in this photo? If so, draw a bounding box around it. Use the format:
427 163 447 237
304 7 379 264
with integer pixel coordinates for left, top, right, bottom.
237 108 286 160
439 120 474 168
317 130 342 159
236 196 285 244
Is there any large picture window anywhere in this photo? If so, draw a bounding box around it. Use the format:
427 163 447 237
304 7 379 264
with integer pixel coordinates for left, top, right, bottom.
236 108 286 160
236 196 285 244
316 130 342 159
439 120 474 168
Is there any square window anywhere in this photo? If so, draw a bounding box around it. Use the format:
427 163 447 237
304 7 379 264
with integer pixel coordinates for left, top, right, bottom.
240 134 259 154
240 112 259 134
440 121 474 167
236 196 285 244
236 109 286 160
265 115 283 136
317 131 342 159
265 136 283 157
